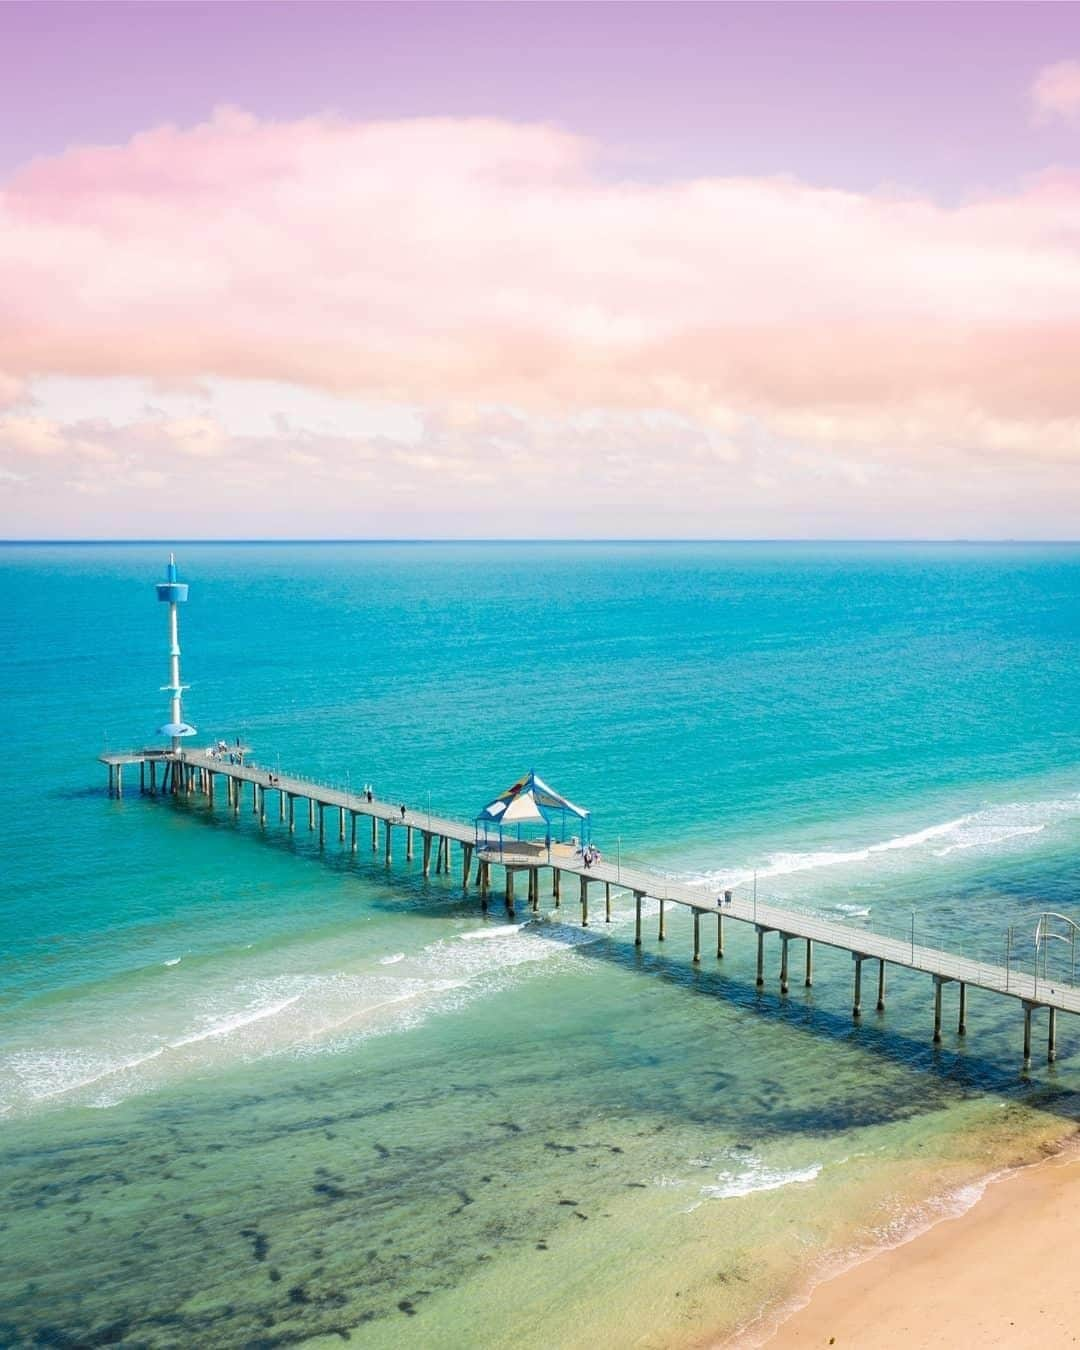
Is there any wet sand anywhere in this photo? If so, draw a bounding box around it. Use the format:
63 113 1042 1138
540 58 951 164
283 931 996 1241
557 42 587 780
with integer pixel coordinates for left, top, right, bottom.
754 1142 1080 1350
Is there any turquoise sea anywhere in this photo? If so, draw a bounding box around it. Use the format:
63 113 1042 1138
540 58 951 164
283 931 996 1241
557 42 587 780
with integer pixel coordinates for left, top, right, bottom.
2 541 1080 1348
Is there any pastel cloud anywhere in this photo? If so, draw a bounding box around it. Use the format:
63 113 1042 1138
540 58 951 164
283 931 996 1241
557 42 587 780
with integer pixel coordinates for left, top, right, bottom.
1031 60 1080 125
2 107 1080 535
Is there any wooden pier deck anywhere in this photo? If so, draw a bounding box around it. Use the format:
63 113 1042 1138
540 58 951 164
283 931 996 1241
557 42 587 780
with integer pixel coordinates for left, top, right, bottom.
100 747 1078 1066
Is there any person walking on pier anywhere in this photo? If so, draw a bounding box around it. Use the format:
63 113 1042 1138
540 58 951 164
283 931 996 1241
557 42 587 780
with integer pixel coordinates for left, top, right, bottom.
400 803 407 820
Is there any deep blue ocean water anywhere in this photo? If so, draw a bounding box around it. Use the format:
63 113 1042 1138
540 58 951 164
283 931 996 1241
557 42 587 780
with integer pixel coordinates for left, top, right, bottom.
2 541 1079 1347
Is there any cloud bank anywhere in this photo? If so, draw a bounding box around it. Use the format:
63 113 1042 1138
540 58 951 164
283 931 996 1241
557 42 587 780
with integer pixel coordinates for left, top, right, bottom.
1 107 1079 533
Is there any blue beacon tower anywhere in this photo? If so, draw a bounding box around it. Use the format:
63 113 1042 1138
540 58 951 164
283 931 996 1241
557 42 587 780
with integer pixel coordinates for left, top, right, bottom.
156 553 197 753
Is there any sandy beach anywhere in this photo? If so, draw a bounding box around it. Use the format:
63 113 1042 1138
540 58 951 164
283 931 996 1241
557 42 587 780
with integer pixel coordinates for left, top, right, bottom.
755 1139 1080 1350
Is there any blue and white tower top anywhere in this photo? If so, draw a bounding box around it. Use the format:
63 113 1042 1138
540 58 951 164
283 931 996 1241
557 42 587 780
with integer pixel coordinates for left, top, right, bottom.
157 553 196 748
156 555 189 606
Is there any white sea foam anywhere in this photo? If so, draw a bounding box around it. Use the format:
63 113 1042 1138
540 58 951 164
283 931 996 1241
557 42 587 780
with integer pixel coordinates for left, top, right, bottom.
691 793 1080 891
701 1156 823 1201
169 994 305 1048
933 823 1045 857
0 905 610 1115
163 957 181 967
459 923 528 941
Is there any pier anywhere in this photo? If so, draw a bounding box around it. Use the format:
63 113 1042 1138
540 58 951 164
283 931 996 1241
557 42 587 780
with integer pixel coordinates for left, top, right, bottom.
100 745 1078 1069
100 557 1078 1070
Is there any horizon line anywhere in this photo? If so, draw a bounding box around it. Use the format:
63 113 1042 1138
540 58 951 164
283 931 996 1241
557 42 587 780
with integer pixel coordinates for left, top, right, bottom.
2 537 1080 547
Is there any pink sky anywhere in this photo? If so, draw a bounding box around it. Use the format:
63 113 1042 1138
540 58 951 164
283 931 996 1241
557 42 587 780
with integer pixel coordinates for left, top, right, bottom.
2 2 1080 538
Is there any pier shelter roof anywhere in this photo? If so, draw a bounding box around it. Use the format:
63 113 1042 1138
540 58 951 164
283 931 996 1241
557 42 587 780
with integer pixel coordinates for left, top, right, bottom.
475 770 591 852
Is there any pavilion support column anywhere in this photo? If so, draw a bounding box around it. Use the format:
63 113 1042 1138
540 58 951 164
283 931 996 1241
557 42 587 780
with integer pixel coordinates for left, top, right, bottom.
605 882 612 924
853 956 864 1019
934 978 944 1044
462 843 473 889
529 868 539 913
288 793 296 832
580 875 589 927
350 812 358 852
805 939 813 987
692 911 701 964
552 868 561 908
384 820 393 865
422 831 432 877
406 826 414 861
1048 1007 1058 1064
371 815 378 851
149 760 157 794
1023 1002 1033 1068
339 806 346 842
505 868 515 915
717 912 724 959
756 929 766 988
958 982 967 1035
780 936 790 994
634 891 643 947
658 898 666 942
877 959 887 1012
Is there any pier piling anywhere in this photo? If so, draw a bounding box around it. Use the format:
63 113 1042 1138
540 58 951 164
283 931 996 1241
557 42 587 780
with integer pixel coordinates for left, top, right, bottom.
717 911 725 958
853 956 863 1018
693 911 701 963
756 929 765 988
1049 1007 1057 1063
934 977 944 1044
658 897 666 942
805 939 813 987
580 875 589 927
634 891 643 946
422 831 432 877
876 959 886 1012
958 982 967 1035
1023 1002 1033 1068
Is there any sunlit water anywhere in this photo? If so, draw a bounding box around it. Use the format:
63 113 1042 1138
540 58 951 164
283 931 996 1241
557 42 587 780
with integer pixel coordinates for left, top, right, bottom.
1 542 1079 1347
